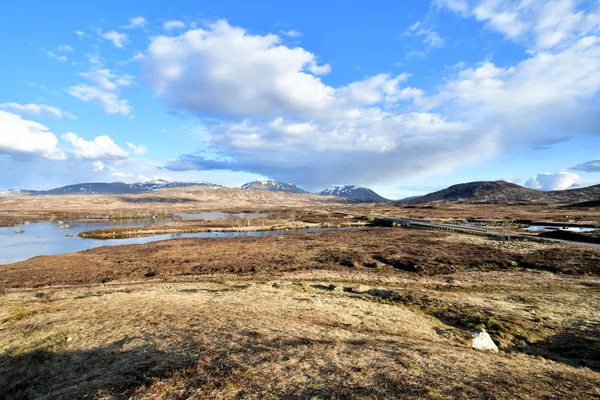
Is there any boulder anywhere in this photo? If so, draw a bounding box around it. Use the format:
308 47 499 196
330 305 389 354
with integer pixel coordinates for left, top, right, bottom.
471 329 499 351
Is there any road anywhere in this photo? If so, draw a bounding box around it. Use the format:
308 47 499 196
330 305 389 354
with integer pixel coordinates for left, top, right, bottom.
373 216 600 249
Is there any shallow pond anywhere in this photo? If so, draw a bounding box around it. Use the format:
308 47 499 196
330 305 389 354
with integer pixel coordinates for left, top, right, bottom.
0 220 350 265
523 225 597 233
174 212 269 220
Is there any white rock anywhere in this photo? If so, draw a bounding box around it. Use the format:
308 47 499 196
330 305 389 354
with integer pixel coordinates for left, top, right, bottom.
471 329 498 351
310 297 323 305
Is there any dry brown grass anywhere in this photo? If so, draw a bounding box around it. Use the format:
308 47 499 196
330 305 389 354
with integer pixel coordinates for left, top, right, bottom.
2 274 599 399
1 199 600 398
0 187 345 215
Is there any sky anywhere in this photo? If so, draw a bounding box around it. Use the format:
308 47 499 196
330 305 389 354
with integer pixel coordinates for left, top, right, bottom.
1 0 600 199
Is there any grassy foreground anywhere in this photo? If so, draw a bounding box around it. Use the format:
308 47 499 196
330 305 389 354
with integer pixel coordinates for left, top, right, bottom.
1 228 600 399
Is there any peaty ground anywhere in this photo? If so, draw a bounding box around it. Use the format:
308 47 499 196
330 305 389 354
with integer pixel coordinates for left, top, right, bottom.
1 228 600 399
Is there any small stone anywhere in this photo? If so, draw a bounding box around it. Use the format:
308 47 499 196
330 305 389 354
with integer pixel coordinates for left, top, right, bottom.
66 337 73 342
310 297 323 305
471 329 498 351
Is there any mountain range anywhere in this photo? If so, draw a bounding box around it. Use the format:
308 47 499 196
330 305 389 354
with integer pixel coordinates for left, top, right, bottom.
2 179 599 205
4 180 222 196
240 180 388 201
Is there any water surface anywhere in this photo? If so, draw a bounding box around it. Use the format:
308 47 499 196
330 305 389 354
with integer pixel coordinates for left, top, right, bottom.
0 220 348 265
523 225 597 233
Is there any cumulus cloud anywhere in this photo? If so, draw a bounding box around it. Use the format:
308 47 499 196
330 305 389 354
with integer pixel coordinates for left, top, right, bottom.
62 132 129 160
146 6 600 187
100 30 128 48
0 110 65 160
572 159 600 172
140 20 334 118
126 142 147 155
437 0 600 50
525 172 581 191
68 55 134 115
0 103 76 119
163 20 186 30
92 161 105 171
123 16 147 29
164 112 496 187
424 1 600 150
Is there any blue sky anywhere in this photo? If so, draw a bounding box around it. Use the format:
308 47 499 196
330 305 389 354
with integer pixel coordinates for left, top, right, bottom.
1 0 600 199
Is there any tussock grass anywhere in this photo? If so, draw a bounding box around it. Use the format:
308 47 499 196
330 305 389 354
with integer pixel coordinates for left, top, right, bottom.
1 273 600 399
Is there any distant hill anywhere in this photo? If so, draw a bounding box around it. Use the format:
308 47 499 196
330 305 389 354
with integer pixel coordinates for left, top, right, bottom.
19 180 222 196
401 181 600 204
319 185 387 202
240 179 308 194
397 195 422 203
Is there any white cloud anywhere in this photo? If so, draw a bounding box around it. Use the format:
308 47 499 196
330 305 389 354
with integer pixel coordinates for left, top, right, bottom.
405 21 445 48
165 111 497 187
68 55 134 115
0 110 66 160
434 38 600 147
525 172 581 190
68 85 131 115
438 0 600 51
435 0 469 14
100 30 128 48
141 20 334 118
57 45 74 52
75 30 86 38
279 29 302 38
126 142 147 155
92 161 105 171
163 20 187 30
0 103 76 119
123 16 147 29
147 11 600 187
45 50 67 62
62 132 129 160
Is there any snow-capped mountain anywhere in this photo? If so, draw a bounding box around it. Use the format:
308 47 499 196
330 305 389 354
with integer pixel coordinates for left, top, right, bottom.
319 185 388 202
240 179 308 194
24 180 223 195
